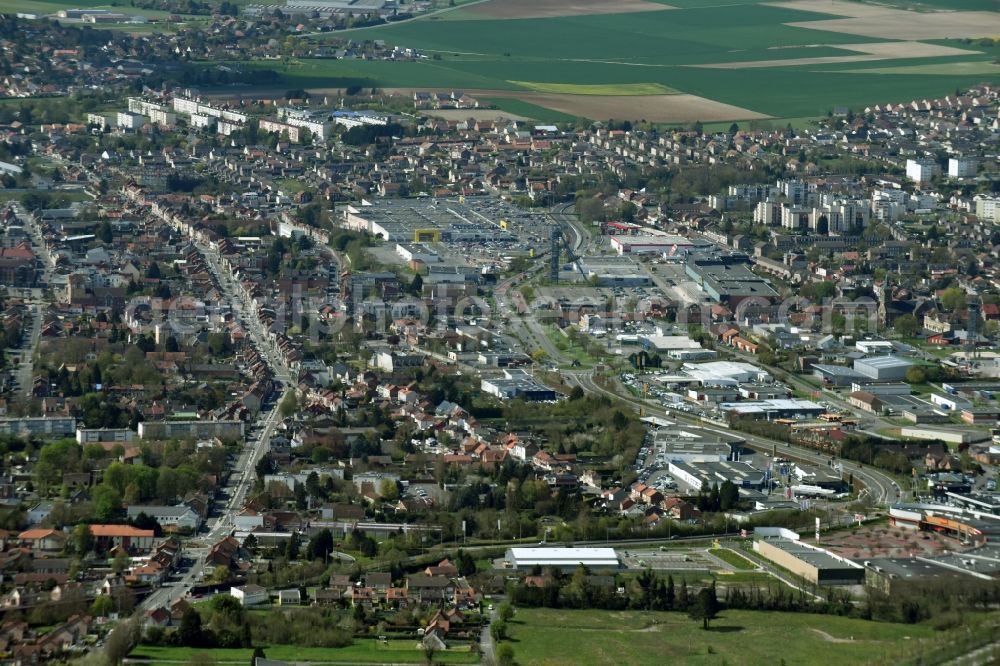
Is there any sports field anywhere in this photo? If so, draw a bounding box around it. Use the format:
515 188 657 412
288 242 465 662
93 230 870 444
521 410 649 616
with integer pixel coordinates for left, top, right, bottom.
287 0 1000 123
504 608 941 666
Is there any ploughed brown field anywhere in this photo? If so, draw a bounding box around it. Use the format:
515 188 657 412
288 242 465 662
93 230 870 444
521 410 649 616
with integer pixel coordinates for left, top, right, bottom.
463 0 674 20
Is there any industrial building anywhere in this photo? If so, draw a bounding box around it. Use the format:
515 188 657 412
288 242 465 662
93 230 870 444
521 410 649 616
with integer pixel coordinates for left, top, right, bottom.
505 547 620 571
754 538 865 586
667 460 766 491
811 363 867 387
854 356 914 382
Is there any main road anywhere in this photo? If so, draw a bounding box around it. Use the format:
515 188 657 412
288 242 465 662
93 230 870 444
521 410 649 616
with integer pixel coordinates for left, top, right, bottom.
138 235 294 613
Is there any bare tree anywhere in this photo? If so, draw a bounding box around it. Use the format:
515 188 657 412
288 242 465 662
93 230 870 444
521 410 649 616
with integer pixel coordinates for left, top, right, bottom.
104 617 142 666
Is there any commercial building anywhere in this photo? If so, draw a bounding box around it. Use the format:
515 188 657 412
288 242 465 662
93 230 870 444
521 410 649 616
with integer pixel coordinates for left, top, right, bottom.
89 524 156 553
854 356 914 382
650 425 743 463
504 547 620 571
862 555 997 595
396 243 439 264
682 360 770 386
126 504 203 532
685 254 778 306
575 255 651 286
137 420 244 441
754 538 865 585
481 370 557 401
341 197 524 243
230 584 269 606
719 399 824 421
610 235 693 255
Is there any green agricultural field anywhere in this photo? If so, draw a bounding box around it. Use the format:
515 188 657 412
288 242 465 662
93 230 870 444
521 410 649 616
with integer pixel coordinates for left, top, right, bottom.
508 82 679 95
275 0 1000 123
504 608 942 666
479 97 577 122
131 641 479 665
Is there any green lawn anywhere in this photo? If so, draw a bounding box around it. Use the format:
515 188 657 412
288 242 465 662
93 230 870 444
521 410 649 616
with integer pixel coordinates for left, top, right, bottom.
504 608 942 666
131 641 478 664
709 548 758 571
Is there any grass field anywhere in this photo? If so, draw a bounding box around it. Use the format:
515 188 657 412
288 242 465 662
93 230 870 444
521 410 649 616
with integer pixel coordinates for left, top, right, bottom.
709 548 758 570
504 608 941 666
131 642 478 665
281 0 1000 123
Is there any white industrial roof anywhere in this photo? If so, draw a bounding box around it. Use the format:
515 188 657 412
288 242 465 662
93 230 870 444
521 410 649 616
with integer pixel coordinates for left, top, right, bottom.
507 547 619 565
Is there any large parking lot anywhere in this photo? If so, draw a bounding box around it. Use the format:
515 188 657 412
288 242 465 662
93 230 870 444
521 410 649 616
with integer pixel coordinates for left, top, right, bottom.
618 547 713 571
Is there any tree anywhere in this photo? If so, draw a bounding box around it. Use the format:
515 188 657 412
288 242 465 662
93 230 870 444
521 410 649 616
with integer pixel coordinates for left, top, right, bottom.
905 367 927 385
497 602 514 622
112 550 130 574
719 480 739 511
72 523 94 556
940 287 966 312
178 607 205 647
378 478 399 501
90 595 114 617
568 386 584 401
308 528 334 561
104 617 142 665
409 273 423 295
496 643 515 666
490 619 507 641
677 579 690 610
893 313 920 339
279 392 298 418
688 584 720 630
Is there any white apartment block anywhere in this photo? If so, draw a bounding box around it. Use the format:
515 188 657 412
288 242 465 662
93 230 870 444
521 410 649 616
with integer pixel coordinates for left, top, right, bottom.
86 113 108 130
116 111 146 130
217 119 243 136
975 196 1000 223
148 109 177 126
128 97 167 116
259 119 302 142
905 158 940 183
948 157 978 179
190 113 216 129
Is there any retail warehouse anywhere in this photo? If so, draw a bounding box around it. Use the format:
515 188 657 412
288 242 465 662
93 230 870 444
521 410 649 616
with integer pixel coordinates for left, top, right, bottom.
505 547 620 572
754 538 865 586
